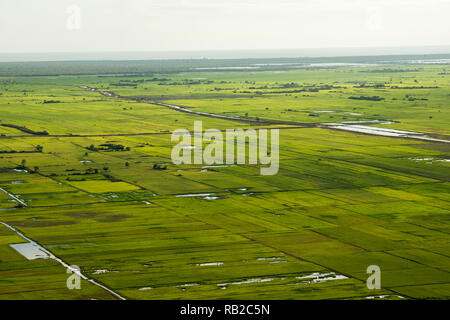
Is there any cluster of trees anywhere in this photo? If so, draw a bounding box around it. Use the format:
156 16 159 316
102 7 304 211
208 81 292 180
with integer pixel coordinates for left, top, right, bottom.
354 83 386 88
348 96 384 101
67 168 99 175
43 100 61 104
212 87 235 91
15 159 39 173
0 150 37 154
104 173 121 182
86 144 130 152
110 83 137 87
405 95 428 101
278 82 300 88
248 85 269 90
153 163 167 170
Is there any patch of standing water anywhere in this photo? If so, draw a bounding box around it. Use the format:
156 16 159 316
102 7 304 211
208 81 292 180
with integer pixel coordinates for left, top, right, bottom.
366 295 405 299
176 283 200 288
256 257 284 261
324 122 450 143
93 269 110 275
11 181 25 184
176 193 216 198
410 157 450 164
181 145 196 150
196 262 224 267
411 157 434 161
295 272 348 284
217 277 282 289
405 58 450 64
9 242 50 260
200 196 222 200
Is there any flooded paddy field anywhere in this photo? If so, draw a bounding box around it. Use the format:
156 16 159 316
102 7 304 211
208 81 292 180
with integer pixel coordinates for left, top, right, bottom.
0 62 449 299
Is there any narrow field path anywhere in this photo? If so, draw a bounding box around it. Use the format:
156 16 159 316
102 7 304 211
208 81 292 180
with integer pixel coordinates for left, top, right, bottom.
0 187 27 207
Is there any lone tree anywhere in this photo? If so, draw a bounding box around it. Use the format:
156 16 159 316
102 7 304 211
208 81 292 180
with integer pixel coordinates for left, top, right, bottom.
153 163 167 170
35 145 43 152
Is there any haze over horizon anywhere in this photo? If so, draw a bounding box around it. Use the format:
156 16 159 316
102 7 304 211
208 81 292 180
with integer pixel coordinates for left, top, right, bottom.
1 0 450 59
1 46 450 63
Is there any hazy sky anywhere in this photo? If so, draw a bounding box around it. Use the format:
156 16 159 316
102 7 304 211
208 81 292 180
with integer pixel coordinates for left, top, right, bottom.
1 0 449 53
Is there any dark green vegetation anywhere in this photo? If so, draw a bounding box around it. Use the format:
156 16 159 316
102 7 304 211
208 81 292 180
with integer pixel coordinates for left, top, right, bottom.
0 53 449 76
0 57 449 299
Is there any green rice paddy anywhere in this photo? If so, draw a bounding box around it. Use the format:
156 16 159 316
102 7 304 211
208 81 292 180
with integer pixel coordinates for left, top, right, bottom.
0 61 448 299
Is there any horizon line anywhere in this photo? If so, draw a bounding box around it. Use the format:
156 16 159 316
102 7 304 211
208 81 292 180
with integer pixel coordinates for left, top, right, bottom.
1 45 450 63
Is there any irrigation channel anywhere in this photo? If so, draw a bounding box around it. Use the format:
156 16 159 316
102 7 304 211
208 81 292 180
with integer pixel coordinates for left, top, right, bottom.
82 86 450 145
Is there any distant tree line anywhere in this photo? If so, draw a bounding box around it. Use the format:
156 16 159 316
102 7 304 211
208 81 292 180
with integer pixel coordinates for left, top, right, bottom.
43 100 61 104
354 83 386 88
348 96 385 101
